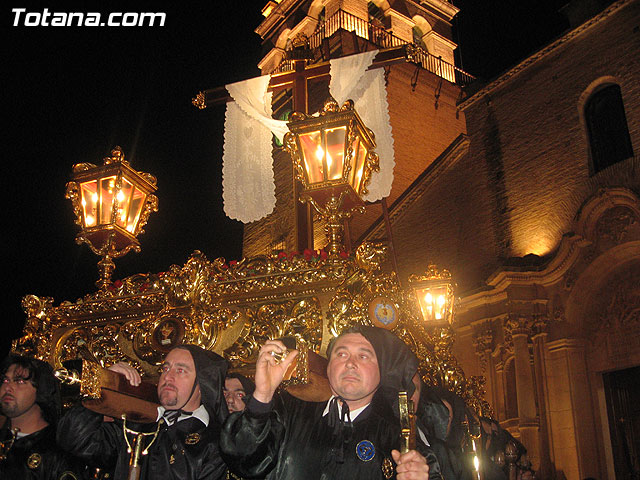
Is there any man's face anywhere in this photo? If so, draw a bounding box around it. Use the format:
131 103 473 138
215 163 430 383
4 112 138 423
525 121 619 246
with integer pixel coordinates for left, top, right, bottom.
327 333 380 409
224 378 246 413
157 348 201 411
1 364 38 419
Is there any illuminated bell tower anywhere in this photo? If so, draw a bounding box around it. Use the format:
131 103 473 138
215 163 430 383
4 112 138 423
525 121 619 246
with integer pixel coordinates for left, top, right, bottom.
243 0 471 261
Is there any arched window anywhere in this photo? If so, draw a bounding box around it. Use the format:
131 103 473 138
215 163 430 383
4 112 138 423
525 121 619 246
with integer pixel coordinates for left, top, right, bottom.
368 2 385 27
412 26 427 50
584 84 633 174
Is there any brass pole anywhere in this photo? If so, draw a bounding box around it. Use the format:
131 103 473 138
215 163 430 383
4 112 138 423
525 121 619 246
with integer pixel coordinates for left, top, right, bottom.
127 433 143 480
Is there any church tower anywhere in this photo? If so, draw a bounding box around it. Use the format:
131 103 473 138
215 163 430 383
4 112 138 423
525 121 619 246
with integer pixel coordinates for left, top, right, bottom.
243 0 473 257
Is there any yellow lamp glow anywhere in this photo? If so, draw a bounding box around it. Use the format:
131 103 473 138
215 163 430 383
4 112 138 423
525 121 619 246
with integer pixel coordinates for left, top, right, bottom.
66 146 158 289
408 265 455 326
283 98 380 254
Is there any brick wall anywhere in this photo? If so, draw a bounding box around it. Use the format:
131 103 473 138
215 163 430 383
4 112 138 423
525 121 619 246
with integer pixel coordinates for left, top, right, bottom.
390 0 640 293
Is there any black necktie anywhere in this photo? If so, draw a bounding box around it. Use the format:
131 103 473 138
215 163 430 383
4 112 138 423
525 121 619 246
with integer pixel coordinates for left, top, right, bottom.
163 409 193 425
325 397 352 464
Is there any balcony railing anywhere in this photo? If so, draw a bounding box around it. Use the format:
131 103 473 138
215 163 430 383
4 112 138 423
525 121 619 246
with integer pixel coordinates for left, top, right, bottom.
276 9 475 86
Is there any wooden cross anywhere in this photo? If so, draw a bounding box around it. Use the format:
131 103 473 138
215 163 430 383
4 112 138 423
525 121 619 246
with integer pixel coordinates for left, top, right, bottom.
193 48 408 252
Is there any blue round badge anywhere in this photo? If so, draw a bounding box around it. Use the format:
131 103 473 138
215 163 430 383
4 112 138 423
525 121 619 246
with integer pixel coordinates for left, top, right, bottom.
356 440 375 462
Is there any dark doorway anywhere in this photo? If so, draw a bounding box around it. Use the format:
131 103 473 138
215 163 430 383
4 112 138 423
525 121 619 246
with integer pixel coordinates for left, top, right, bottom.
604 365 640 479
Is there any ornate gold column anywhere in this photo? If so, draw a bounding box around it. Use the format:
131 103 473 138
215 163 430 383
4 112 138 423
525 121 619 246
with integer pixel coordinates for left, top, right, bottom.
505 314 540 469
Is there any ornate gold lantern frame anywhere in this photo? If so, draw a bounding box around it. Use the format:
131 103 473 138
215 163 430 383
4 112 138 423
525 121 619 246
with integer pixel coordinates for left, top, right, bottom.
284 98 380 254
65 147 158 289
408 265 456 327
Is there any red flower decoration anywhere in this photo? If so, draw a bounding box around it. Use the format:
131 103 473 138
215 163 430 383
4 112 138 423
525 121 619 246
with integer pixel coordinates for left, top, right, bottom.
319 250 328 260
229 260 238 267
277 252 288 260
339 251 349 258
288 251 299 259
303 249 313 261
113 279 123 288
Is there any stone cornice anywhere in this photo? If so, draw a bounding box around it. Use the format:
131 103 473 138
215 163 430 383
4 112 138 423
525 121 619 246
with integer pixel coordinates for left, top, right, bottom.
546 338 587 352
487 235 592 290
458 0 633 111
255 0 303 39
424 30 457 49
408 0 459 22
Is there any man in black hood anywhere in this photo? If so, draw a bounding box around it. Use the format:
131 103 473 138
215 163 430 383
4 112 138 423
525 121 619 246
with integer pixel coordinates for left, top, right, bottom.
224 373 255 413
1 354 84 479
221 326 441 479
58 344 229 479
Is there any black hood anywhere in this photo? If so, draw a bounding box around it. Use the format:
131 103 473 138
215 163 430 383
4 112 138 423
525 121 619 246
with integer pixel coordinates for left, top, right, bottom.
171 345 229 426
226 372 255 399
1 354 61 426
327 326 419 397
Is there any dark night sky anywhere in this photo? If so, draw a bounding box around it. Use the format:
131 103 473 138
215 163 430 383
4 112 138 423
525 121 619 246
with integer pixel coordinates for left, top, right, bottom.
4 1 571 355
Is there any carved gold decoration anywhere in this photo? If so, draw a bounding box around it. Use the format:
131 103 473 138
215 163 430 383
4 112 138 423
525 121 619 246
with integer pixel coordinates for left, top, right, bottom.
27 452 42 469
381 457 394 479
13 243 490 417
0 428 19 462
80 360 103 398
192 91 206 110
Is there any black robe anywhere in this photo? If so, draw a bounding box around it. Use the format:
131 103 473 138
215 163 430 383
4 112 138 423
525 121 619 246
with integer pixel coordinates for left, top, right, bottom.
0 423 84 479
57 405 227 480
221 391 442 480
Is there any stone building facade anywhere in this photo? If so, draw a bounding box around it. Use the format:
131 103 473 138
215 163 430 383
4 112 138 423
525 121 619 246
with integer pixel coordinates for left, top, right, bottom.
246 0 640 478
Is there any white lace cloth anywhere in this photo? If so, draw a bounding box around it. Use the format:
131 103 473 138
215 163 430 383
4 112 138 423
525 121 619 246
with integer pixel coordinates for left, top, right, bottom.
221 51 394 222
330 50 394 201
222 75 287 223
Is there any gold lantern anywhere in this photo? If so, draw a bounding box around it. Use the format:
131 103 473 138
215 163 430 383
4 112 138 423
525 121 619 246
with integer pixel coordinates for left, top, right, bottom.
408 265 455 326
65 146 158 289
284 98 379 255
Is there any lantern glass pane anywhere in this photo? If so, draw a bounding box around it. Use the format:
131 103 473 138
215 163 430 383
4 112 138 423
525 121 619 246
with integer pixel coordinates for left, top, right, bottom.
127 186 147 233
325 126 347 180
115 178 134 229
80 180 98 228
416 285 449 323
99 175 117 225
348 136 360 186
353 141 368 194
299 131 324 184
